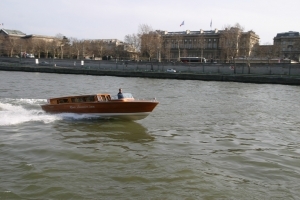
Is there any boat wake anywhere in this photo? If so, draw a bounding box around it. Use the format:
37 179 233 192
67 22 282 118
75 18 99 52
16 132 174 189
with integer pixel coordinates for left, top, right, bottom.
0 98 106 126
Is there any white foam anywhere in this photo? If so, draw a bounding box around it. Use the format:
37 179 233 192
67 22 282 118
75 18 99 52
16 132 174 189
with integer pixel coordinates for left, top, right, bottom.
0 98 104 126
55 113 107 120
0 99 57 126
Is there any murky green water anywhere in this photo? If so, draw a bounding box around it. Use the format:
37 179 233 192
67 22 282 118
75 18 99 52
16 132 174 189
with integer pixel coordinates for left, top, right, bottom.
0 71 300 199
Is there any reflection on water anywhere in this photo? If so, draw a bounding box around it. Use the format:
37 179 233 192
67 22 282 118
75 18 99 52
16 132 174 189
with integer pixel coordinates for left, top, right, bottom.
53 119 154 145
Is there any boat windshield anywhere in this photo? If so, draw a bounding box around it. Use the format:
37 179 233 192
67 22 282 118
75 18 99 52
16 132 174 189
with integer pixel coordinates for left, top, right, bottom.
111 93 133 100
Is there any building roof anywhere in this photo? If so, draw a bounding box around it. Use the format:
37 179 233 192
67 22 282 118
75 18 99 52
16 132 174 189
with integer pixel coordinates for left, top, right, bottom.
0 29 26 36
23 34 56 39
159 29 259 38
275 31 300 38
159 29 219 36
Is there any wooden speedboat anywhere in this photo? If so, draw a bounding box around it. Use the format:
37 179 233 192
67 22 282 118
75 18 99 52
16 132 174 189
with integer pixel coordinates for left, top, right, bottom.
41 93 159 120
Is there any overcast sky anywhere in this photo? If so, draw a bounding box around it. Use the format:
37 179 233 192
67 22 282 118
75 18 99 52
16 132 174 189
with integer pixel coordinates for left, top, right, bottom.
1 0 299 44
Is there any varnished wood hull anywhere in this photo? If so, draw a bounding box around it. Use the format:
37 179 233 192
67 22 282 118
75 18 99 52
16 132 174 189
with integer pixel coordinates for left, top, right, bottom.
41 101 159 120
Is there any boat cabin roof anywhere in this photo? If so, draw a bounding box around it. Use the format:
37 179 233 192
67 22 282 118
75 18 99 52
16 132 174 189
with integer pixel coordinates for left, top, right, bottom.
47 93 134 105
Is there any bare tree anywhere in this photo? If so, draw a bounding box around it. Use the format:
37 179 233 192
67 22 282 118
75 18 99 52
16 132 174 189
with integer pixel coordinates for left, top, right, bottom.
124 33 140 53
139 24 161 61
220 23 244 63
252 43 264 62
81 40 90 59
263 43 273 62
50 40 59 59
252 43 281 63
3 36 21 57
34 39 45 58
42 40 52 58
91 40 108 59
25 38 36 56
55 33 66 59
69 37 81 59
273 44 281 59
61 37 71 59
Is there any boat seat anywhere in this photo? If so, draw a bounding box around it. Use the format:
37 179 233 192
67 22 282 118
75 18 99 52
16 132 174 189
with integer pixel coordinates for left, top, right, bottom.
101 95 107 101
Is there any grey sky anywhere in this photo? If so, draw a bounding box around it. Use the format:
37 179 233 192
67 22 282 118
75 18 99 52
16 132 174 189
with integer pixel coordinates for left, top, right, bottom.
1 0 299 44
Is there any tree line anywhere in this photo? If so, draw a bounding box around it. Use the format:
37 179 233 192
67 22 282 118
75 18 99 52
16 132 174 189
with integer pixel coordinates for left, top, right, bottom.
0 33 134 60
126 23 300 63
1 23 298 62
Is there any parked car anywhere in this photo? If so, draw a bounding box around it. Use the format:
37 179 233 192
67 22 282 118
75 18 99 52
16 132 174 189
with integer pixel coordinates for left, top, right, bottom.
39 61 50 66
26 53 35 58
166 68 176 73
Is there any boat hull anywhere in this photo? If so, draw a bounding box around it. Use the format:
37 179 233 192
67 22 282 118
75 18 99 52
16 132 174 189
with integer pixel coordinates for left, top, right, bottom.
41 101 159 120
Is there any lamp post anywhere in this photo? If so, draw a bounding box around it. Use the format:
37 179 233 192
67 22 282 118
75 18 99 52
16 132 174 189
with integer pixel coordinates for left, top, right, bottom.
158 47 161 63
115 52 118 69
178 42 181 62
201 47 204 63
19 45 22 64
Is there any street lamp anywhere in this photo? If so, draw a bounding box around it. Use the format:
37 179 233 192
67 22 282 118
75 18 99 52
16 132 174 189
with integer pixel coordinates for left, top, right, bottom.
20 45 22 64
157 47 161 62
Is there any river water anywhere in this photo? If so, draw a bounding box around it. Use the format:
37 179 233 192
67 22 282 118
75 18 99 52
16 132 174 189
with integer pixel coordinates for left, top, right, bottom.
0 71 300 199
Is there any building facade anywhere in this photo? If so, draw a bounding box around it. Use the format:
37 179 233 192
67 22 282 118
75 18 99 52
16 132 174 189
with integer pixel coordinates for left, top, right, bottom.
160 29 220 61
0 29 26 57
273 31 300 61
0 29 26 38
0 29 59 57
158 28 259 62
0 29 137 60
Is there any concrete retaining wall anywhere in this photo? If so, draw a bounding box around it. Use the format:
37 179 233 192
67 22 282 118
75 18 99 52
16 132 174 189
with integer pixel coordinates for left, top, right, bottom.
1 58 300 75
1 64 300 85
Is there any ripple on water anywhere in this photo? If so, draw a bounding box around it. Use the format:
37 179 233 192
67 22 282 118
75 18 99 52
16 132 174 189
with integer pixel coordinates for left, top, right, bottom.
1 72 300 199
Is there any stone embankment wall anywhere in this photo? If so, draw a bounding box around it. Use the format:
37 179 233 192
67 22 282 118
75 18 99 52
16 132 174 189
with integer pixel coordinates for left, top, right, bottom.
1 58 300 85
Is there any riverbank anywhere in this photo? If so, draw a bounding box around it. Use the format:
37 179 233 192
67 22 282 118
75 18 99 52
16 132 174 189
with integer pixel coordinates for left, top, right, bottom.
1 64 300 85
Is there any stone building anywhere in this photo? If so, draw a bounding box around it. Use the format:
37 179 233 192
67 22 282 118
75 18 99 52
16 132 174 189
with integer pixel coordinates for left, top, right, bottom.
23 34 57 43
0 29 26 56
0 29 137 59
0 29 26 38
0 28 58 57
159 29 220 61
273 31 300 61
157 28 259 62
